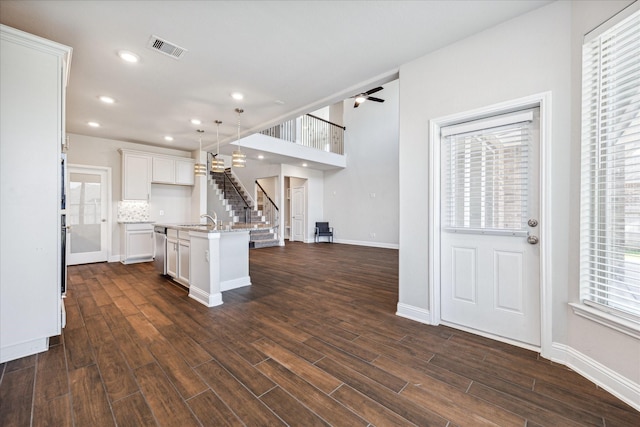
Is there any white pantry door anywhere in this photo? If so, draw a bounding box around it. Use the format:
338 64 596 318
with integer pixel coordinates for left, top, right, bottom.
440 109 541 347
67 166 109 265
291 186 305 242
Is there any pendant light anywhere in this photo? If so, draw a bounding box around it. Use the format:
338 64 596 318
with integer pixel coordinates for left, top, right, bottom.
211 120 225 173
232 108 246 168
194 132 207 177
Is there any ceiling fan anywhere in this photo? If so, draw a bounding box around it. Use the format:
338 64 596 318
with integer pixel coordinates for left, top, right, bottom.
351 86 384 108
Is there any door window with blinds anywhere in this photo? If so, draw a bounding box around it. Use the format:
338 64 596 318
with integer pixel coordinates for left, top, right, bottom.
580 6 640 321
442 111 534 236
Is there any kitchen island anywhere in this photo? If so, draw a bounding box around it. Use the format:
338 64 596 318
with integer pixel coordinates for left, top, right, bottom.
157 223 260 307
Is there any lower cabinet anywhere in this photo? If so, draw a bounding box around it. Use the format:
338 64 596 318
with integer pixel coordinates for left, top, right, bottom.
121 223 154 264
167 229 190 287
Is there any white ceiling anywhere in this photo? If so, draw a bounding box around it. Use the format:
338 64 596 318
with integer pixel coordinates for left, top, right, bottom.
0 0 551 152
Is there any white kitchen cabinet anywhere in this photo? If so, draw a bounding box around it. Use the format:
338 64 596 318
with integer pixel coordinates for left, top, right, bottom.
1 25 71 363
152 156 175 184
167 235 178 278
151 155 194 186
178 238 190 284
121 150 151 200
120 223 154 264
175 159 195 185
166 229 190 286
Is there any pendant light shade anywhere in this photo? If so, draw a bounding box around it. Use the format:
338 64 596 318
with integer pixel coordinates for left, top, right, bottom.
232 108 246 168
194 136 206 177
211 120 225 173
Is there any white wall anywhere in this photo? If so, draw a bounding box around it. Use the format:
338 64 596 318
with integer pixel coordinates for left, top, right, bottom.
323 79 399 248
398 0 638 408
67 133 194 258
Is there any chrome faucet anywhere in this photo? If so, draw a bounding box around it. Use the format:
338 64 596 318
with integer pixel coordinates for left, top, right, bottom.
200 213 217 229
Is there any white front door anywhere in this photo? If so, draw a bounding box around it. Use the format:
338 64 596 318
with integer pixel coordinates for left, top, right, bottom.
440 109 541 347
291 186 305 242
67 166 109 265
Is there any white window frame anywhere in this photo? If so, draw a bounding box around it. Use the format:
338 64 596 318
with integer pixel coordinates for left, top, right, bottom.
573 3 640 339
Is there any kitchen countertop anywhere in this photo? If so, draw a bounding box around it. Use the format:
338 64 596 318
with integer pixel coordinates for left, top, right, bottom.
155 222 273 233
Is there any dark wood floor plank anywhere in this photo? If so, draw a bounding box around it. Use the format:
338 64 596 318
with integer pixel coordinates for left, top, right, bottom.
84 312 116 348
34 344 68 403
94 343 139 402
113 294 141 317
111 392 158 427
134 362 201 427
63 326 95 369
260 386 331 427
0 365 35 427
110 327 156 369
331 383 420 427
256 358 369 427
138 303 174 328
252 337 343 394
304 336 408 393
69 364 115 426
32 394 72 427
200 340 275 396
468 381 591 427
156 324 212 367
187 390 244 427
147 340 208 400
5 354 36 373
315 355 449 427
196 359 286 426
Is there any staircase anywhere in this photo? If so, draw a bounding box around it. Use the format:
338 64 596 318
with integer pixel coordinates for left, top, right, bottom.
210 169 279 248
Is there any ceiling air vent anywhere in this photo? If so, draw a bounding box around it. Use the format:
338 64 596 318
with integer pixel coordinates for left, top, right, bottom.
147 35 187 60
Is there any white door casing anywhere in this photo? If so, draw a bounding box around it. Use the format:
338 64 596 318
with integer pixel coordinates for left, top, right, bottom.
291 186 305 242
430 98 545 349
67 166 110 265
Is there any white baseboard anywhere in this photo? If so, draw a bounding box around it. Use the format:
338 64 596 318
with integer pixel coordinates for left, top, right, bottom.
550 342 640 412
396 303 431 324
188 286 223 307
332 239 399 250
108 254 120 263
220 276 251 292
0 337 48 363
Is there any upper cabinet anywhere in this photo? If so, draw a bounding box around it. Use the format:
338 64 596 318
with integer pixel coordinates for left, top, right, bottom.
120 149 194 200
152 156 195 186
122 150 151 200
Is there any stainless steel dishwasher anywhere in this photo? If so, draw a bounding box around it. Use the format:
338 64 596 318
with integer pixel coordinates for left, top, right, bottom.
154 226 167 274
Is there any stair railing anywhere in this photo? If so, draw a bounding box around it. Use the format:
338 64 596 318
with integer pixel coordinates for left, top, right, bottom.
255 180 280 240
219 170 252 224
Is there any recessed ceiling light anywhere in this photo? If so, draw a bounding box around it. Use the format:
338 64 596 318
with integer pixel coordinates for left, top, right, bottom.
87 121 100 128
274 100 285 105
190 119 202 125
302 163 308 167
98 95 115 104
118 50 139 63
164 136 174 141
258 155 264 160
231 92 244 101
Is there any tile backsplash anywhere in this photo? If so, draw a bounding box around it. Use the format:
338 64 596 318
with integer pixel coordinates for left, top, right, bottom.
117 200 150 223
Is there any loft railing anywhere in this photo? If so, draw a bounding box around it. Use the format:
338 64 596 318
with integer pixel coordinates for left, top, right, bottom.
255 180 279 240
260 113 345 155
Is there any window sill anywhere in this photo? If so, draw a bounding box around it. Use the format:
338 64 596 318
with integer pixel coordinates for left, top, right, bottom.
569 303 640 340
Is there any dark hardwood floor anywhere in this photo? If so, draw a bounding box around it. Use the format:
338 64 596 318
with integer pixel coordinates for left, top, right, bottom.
1 242 638 426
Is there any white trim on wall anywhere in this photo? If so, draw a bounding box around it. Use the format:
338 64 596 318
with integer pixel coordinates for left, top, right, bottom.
426 92 553 355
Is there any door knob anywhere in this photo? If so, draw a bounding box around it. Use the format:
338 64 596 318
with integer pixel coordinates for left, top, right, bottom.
527 235 539 245
528 219 538 227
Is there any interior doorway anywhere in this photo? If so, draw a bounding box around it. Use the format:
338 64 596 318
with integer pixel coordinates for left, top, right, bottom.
67 165 111 265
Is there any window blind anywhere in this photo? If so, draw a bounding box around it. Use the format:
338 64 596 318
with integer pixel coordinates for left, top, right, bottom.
580 7 640 320
442 113 533 234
